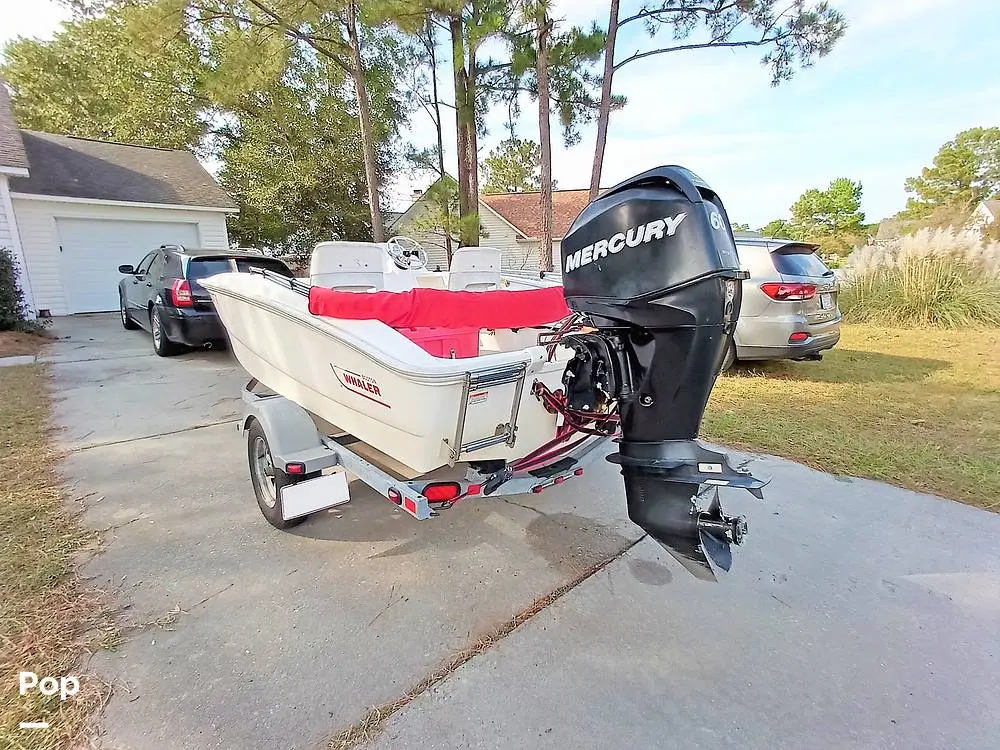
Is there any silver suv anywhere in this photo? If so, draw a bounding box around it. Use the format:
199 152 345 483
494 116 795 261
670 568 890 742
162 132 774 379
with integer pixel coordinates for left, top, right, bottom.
722 236 841 370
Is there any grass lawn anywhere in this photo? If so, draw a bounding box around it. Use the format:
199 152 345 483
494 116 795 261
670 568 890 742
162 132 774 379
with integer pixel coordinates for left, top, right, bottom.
704 324 1000 510
0 364 111 749
0 331 50 358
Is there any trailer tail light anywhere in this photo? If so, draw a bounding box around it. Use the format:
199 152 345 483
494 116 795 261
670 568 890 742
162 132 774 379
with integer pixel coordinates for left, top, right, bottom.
574 468 585 476
171 279 194 307
422 482 462 502
285 462 306 475
760 282 816 301
387 487 402 505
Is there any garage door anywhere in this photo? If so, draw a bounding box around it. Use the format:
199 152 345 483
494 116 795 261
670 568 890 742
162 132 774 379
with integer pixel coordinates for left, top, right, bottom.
56 218 200 313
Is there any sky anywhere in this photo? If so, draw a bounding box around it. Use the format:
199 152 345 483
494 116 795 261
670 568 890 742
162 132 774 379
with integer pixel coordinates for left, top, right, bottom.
2 0 998 227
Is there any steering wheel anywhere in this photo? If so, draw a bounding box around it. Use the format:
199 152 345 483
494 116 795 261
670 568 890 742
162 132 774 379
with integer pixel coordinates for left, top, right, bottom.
386 236 428 271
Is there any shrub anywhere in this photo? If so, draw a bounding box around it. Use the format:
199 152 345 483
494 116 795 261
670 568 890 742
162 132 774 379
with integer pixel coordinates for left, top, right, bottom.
820 251 846 269
0 245 45 333
839 228 1000 327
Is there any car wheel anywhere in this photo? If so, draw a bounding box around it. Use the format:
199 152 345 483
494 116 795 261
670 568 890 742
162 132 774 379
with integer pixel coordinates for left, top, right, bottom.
150 306 184 357
120 292 140 330
719 340 736 373
247 420 315 529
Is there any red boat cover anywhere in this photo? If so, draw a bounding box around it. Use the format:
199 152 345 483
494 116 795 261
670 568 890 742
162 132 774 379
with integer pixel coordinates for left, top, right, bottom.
308 286 571 329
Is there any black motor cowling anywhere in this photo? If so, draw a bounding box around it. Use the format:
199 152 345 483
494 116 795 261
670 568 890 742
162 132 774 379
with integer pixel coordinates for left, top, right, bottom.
560 166 769 580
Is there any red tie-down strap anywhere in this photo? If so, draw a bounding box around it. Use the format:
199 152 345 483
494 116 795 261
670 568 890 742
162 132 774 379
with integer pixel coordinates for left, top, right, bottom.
308 285 571 329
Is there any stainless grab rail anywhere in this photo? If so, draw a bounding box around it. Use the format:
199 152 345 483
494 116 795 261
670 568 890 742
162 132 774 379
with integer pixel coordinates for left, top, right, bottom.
249 266 312 297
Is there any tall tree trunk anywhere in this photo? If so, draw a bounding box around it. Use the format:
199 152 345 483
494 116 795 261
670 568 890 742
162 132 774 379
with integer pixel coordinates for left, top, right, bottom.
590 0 619 202
466 40 479 212
536 7 553 272
426 20 453 262
346 2 385 242
450 17 477 247
457 116 480 245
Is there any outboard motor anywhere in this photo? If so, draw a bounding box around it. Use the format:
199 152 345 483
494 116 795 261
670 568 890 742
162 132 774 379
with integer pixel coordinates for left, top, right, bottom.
560 166 769 580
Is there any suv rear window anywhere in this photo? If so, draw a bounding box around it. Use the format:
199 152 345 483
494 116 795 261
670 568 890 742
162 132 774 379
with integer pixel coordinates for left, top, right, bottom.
187 259 234 279
187 257 293 279
233 258 293 276
770 247 832 277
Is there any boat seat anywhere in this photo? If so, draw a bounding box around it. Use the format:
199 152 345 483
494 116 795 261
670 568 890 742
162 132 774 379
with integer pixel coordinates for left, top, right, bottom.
448 247 501 291
310 241 385 292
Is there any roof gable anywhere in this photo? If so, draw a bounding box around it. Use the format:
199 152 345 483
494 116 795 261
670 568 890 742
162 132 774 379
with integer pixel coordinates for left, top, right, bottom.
9 131 237 210
0 81 29 171
389 176 447 232
875 218 902 241
480 189 591 238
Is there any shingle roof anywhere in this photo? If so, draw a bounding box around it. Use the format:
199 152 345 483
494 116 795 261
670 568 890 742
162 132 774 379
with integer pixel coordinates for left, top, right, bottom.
0 81 29 170
9 131 237 209
480 189 592 239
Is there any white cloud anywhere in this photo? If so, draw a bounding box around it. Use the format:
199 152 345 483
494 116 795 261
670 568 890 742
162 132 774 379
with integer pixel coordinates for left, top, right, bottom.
844 0 955 32
551 0 613 28
0 0 69 50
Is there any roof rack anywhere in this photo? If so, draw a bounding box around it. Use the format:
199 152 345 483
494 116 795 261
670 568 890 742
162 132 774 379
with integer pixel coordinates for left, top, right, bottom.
158 244 268 255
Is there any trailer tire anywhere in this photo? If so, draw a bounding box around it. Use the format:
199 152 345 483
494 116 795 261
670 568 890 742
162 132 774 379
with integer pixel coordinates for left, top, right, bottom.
247 420 314 529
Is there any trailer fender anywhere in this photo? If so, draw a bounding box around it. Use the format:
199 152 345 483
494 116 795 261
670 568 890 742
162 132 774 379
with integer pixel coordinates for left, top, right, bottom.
241 390 330 468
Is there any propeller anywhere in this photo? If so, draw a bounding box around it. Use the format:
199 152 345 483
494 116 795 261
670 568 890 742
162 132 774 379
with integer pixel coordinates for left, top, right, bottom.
627 480 747 582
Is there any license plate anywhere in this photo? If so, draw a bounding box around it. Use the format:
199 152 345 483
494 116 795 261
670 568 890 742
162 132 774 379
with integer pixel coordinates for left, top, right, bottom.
820 293 833 309
280 471 350 520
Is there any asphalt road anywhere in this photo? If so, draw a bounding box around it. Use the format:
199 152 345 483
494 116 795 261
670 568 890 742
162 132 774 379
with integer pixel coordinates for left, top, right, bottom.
46 315 1000 750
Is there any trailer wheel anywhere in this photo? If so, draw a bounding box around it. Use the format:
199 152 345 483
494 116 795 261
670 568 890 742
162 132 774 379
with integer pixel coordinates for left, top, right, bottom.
247 420 313 529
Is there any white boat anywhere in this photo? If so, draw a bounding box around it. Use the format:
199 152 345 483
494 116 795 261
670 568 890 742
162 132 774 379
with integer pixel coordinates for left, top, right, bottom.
204 166 772 581
201 239 581 476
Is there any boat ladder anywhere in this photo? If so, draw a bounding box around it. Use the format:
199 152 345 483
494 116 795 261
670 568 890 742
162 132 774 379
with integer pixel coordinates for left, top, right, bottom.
444 361 528 463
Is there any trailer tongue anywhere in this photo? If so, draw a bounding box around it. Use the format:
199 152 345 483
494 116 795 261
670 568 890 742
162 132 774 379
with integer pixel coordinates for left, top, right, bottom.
558 166 770 580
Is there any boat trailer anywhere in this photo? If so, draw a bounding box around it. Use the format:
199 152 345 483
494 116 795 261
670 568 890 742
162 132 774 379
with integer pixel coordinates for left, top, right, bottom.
239 378 611 529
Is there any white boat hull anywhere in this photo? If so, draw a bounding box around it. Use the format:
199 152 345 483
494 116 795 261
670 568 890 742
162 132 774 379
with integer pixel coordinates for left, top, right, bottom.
202 272 567 475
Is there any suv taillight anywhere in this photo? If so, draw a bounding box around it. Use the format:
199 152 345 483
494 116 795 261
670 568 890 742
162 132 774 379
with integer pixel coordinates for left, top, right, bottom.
171 279 193 307
760 282 816 301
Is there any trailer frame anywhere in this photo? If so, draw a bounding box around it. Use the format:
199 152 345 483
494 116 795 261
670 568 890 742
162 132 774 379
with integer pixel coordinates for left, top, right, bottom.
239 379 610 526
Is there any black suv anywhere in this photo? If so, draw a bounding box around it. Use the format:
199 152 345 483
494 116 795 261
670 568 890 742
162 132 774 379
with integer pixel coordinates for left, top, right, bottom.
118 245 293 356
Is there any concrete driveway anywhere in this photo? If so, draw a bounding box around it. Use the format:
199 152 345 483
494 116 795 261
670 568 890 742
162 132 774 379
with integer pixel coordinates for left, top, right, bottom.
48 315 1000 750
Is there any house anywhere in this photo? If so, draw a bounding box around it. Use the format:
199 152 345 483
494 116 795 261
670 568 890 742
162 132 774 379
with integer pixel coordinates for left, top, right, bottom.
389 179 592 272
874 218 903 245
0 81 237 315
967 199 1000 235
